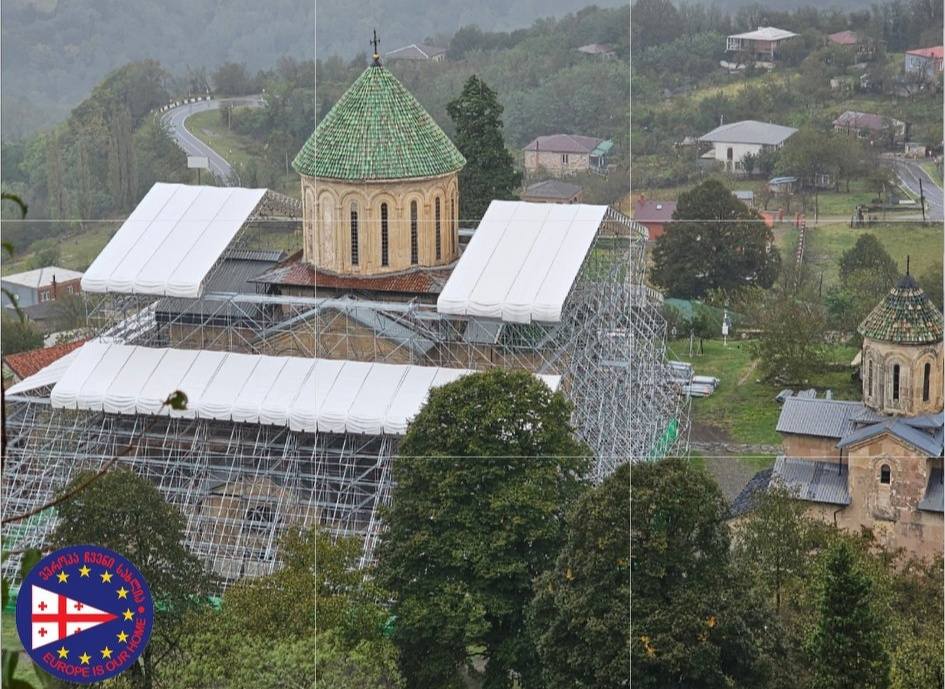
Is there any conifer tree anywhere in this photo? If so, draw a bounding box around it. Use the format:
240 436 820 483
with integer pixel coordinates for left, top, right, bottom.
447 75 521 226
807 541 890 689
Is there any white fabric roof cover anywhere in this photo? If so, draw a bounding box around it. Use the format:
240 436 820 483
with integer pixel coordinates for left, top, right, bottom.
6 350 81 396
81 183 266 298
45 343 561 436
437 201 608 323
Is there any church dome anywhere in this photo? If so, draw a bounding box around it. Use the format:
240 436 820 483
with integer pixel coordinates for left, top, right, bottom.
858 274 944 345
293 64 465 181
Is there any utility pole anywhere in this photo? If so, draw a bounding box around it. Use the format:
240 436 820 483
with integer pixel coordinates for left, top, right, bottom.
919 178 926 225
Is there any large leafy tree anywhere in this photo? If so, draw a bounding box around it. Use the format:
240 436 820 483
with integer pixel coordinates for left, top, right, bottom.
447 76 521 226
529 463 631 688
807 540 890 689
839 234 900 288
751 293 828 384
630 458 769 689
376 370 590 689
651 179 780 298
51 469 210 688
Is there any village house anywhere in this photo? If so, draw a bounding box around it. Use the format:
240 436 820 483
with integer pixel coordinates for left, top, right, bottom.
826 30 875 60
699 120 797 174
904 46 944 80
738 273 944 559
725 26 798 61
1 339 86 389
385 43 447 62
631 196 676 240
832 110 907 144
1 266 83 309
575 43 616 59
522 134 613 177
520 179 583 204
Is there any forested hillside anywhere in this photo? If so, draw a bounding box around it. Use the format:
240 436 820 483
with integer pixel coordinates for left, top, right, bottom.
1 0 315 140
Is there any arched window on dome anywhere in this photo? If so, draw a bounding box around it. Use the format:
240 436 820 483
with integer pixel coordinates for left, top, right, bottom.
892 363 900 401
435 197 442 261
381 203 389 267
880 464 891 485
923 362 931 402
350 202 359 266
410 201 419 265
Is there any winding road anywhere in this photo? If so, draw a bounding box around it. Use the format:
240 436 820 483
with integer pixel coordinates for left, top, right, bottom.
160 95 265 186
890 157 944 222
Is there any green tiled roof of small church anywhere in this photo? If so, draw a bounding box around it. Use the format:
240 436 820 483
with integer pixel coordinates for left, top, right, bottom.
858 274 944 345
293 63 465 181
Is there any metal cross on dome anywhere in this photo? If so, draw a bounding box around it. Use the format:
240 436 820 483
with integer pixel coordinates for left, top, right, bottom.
371 29 381 65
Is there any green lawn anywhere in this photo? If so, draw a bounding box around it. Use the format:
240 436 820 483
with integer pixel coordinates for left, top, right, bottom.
2 610 44 685
804 221 944 289
669 338 860 445
186 109 298 198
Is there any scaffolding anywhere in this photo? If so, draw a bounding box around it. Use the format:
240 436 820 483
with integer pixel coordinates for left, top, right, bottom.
2 206 687 586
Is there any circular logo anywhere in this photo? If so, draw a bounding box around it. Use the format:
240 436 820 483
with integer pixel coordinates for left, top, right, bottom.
15 545 154 683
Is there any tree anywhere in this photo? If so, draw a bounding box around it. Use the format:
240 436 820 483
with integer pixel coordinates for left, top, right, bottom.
737 484 814 612
807 541 890 689
51 469 210 688
919 262 943 311
751 293 828 384
630 459 769 689
0 311 43 355
651 179 781 298
446 76 521 226
376 370 590 689
529 463 631 688
212 62 254 96
839 234 899 288
171 531 401 689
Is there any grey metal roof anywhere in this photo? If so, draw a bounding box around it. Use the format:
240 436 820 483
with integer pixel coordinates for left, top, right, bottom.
919 468 944 512
776 397 867 439
729 468 773 517
772 456 851 505
838 416 944 457
700 120 798 146
333 301 435 356
523 179 582 199
463 319 503 345
156 250 286 322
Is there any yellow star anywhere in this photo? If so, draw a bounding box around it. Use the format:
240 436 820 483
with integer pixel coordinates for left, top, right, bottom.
100 571 113 583
116 630 129 644
101 647 113 660
56 571 69 584
78 565 91 577
79 652 91 665
116 586 129 599
122 608 134 621
57 646 69 659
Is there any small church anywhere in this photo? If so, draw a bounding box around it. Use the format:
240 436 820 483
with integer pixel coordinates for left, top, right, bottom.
254 39 466 302
752 272 944 558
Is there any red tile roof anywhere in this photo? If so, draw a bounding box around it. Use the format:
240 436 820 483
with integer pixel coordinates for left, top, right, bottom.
2 339 86 380
251 251 453 295
907 46 944 59
827 31 859 45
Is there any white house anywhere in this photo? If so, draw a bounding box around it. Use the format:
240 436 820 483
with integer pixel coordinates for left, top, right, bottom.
726 27 798 61
1 266 84 308
699 120 798 173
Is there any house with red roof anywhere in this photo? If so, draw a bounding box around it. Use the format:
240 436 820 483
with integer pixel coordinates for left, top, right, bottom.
631 196 677 241
826 31 874 59
905 46 944 80
2 339 86 388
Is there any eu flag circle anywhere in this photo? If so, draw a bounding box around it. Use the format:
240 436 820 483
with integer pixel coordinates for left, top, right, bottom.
15 545 154 683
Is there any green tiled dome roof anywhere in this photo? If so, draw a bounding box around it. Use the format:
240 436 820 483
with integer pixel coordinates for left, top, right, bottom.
294 64 465 181
858 275 944 345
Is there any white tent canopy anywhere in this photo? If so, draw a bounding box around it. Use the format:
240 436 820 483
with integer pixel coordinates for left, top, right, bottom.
39 343 560 435
81 183 266 298
437 201 608 323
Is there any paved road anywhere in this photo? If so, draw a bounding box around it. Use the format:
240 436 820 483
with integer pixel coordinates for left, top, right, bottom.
890 157 944 222
160 95 264 186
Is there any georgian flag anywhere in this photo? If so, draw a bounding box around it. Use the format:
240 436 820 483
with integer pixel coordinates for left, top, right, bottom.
30 585 117 649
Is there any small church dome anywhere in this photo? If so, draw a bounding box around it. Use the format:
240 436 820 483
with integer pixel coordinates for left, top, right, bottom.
858 273 944 346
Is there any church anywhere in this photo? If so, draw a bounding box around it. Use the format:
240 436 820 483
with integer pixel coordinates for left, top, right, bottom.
254 49 466 302
750 273 944 558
